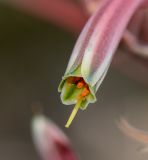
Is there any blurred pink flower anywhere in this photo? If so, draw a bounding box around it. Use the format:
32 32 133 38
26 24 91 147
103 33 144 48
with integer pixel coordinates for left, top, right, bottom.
31 114 78 160
117 117 148 153
2 0 87 33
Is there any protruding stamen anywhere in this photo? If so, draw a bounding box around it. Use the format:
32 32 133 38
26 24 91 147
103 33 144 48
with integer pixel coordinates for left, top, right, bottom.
65 77 90 128
65 100 82 128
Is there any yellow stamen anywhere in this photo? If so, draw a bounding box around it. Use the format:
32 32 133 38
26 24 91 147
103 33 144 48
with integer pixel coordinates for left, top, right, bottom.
65 100 82 128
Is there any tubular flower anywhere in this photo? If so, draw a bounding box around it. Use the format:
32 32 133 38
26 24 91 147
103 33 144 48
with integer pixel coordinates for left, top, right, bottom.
58 0 147 128
31 114 78 160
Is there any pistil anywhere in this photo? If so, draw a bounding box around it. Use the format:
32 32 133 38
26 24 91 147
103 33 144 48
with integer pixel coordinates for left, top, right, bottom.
65 77 90 128
65 99 82 128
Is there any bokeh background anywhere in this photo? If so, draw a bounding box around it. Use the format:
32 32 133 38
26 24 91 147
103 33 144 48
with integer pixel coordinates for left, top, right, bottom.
0 2 148 160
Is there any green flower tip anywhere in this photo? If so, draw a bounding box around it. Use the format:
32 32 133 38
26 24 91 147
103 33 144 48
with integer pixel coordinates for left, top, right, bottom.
58 66 96 128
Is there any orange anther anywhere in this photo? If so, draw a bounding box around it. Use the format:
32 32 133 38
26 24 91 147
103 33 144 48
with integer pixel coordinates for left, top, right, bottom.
67 77 90 100
77 81 84 88
81 88 90 97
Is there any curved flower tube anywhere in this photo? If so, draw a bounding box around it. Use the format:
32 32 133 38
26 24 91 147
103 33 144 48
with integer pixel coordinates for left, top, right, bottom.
117 117 148 153
58 0 147 127
31 114 78 160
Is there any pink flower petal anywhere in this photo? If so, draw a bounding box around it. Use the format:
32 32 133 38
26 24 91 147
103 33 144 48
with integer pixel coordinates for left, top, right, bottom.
81 0 143 86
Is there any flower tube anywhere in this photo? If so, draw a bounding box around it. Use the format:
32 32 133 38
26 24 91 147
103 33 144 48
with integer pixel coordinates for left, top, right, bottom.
59 0 146 128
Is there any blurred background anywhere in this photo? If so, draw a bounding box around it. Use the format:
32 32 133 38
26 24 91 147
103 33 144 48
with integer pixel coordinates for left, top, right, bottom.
0 2 148 160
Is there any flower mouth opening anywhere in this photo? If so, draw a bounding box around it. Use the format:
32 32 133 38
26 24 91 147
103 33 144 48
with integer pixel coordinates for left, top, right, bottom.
59 66 96 128
66 77 90 99
65 76 90 128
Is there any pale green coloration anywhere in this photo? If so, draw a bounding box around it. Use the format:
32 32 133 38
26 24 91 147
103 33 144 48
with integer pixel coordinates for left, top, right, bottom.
58 65 97 110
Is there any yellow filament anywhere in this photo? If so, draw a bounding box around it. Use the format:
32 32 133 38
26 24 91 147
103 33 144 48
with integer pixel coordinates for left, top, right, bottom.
65 100 82 128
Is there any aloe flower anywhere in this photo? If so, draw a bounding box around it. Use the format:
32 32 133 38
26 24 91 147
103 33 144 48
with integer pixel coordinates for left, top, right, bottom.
3 0 148 125
58 0 148 127
31 114 77 160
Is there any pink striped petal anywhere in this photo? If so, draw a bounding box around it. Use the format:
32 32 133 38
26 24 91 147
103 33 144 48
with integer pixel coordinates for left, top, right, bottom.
81 0 143 86
59 0 147 123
